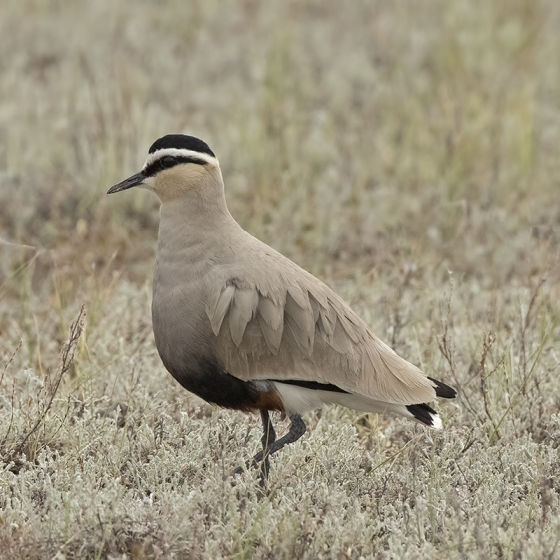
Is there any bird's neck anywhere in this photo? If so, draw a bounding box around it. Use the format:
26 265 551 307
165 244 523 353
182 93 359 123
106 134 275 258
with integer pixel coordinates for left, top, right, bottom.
156 194 240 261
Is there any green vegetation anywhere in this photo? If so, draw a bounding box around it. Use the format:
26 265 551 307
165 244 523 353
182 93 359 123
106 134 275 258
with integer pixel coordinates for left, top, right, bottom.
0 0 559 557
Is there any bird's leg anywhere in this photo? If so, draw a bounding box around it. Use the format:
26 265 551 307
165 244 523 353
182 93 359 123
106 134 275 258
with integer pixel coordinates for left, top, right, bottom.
255 413 306 465
259 410 276 482
233 413 306 479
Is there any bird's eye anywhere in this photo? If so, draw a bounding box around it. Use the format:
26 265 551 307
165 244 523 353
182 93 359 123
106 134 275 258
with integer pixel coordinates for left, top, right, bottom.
161 156 177 168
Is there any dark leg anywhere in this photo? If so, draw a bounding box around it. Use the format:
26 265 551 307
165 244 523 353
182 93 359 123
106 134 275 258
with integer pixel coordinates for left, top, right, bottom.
233 413 306 479
259 410 276 481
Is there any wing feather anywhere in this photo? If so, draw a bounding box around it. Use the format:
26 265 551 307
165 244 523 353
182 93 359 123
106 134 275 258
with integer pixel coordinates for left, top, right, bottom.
286 284 310 309
207 284 235 336
309 296 320 323
284 290 315 354
331 317 355 354
257 296 284 355
329 299 361 344
319 306 336 339
229 288 259 347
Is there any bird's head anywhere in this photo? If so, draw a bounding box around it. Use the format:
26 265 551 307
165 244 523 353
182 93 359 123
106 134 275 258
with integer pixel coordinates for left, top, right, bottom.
108 134 221 202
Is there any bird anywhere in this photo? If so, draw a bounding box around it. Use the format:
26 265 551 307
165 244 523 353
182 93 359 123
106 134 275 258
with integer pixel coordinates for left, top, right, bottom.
108 134 456 479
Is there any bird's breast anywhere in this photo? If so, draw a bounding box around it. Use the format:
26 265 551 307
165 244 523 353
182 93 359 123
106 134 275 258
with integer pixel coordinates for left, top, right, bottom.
152 251 214 374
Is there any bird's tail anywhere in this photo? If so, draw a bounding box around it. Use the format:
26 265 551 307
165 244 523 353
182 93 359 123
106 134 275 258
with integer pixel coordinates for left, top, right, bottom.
427 377 457 399
405 402 442 429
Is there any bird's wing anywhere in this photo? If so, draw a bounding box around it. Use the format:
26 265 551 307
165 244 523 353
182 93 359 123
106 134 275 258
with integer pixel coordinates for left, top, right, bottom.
204 243 437 405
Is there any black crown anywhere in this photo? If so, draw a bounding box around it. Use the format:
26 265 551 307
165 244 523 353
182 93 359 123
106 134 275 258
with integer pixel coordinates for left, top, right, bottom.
149 135 215 158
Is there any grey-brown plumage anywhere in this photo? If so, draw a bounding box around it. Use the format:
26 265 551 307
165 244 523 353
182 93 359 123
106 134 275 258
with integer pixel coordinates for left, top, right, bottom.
108 134 456 478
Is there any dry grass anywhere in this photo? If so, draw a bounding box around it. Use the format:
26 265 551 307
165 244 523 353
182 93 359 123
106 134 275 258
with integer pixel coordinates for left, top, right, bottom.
1 0 559 558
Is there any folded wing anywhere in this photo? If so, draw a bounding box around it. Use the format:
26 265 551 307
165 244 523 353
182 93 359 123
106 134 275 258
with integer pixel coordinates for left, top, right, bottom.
205 258 438 406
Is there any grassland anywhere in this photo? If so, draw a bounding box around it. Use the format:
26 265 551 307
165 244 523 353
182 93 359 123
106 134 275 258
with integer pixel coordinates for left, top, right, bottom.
0 0 559 558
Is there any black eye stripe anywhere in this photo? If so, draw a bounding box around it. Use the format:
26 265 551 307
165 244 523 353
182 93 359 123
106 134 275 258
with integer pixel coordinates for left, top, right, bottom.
143 155 208 177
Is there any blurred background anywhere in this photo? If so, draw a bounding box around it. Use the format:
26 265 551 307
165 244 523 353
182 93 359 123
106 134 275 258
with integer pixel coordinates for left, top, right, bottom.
0 1 559 557
1 0 558 299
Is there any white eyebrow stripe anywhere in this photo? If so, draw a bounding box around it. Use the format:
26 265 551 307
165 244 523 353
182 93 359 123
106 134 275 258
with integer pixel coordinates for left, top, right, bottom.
142 148 219 171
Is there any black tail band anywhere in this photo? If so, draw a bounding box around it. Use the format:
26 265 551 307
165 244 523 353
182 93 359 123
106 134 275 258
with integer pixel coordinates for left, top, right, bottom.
427 377 457 399
407 403 438 426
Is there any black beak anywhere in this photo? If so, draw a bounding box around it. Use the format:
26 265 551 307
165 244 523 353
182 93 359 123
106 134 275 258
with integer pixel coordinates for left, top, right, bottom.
107 171 145 194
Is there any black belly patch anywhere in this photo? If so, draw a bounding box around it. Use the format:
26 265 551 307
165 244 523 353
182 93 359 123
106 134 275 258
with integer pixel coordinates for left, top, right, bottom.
166 357 262 411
